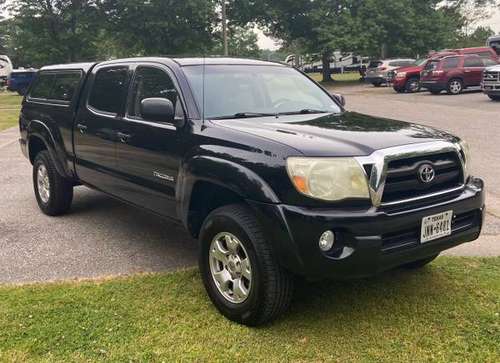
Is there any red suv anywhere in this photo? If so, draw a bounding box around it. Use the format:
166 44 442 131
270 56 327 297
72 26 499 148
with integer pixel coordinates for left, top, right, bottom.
421 55 498 95
391 59 428 93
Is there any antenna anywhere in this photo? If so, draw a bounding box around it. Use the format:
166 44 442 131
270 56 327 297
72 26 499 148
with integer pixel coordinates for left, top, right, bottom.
202 55 206 125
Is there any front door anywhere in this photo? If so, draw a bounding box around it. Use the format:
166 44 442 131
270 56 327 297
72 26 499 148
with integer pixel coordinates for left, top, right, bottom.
113 65 187 217
74 65 131 194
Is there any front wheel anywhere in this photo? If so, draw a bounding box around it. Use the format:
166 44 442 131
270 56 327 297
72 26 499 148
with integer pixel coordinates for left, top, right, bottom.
199 204 294 326
405 77 421 93
33 151 74 216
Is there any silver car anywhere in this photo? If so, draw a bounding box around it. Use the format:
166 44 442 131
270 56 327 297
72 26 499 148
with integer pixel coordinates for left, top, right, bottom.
365 58 415 87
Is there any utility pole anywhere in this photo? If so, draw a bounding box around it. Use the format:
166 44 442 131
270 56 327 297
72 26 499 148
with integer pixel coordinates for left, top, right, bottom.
222 0 228 56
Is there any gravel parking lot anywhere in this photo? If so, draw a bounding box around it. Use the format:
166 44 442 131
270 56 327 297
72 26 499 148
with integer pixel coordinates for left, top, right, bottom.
1 85 499 284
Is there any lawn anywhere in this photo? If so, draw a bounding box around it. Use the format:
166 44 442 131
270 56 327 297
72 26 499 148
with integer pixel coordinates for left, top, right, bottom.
307 71 363 86
0 91 22 131
1 257 499 362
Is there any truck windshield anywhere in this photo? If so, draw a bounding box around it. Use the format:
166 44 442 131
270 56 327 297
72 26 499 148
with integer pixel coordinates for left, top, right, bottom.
183 65 341 120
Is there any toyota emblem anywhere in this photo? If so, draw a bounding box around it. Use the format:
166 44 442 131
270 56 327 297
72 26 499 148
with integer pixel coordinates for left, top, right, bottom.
418 164 435 183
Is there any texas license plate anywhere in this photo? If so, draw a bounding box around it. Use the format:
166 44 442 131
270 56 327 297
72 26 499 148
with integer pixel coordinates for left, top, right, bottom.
421 210 453 243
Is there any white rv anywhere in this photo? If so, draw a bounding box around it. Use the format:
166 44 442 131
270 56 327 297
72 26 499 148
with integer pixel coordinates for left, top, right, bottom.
0 55 13 85
487 35 500 56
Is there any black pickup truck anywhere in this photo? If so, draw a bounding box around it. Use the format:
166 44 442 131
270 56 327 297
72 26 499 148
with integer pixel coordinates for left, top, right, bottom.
19 57 484 326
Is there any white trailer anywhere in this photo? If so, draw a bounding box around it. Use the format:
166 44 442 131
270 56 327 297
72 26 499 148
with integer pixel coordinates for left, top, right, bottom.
0 55 13 85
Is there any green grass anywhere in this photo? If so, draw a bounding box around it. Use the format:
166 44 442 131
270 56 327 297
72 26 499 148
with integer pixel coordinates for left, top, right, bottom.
1 257 499 362
308 71 363 86
0 91 22 131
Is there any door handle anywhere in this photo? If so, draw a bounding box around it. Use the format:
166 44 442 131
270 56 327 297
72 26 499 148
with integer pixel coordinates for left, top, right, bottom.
117 132 132 143
76 124 88 134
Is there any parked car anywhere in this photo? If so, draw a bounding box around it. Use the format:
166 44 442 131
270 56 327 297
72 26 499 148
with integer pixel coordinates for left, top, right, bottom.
19 58 484 326
6 69 38 95
421 54 497 95
482 64 500 101
390 59 428 93
365 58 415 87
0 55 13 86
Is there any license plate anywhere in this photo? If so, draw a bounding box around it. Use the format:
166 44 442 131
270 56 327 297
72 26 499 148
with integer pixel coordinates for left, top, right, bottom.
421 211 453 243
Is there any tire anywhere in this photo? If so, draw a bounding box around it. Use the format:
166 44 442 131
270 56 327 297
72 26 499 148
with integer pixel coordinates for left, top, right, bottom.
393 87 405 93
401 254 439 269
405 77 421 93
33 150 73 216
372 82 382 87
447 78 463 95
430 89 442 95
488 94 500 101
199 204 294 326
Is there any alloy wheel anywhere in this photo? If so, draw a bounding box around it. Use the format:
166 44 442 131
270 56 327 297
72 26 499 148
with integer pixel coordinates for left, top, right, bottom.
37 164 51 203
209 232 252 304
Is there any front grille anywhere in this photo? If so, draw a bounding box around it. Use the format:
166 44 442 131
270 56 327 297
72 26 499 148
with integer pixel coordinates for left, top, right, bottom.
483 71 500 82
381 152 463 204
381 210 479 253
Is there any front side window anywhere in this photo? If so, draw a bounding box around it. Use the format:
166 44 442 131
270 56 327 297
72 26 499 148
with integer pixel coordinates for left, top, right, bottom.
89 67 129 114
183 65 341 119
128 66 183 120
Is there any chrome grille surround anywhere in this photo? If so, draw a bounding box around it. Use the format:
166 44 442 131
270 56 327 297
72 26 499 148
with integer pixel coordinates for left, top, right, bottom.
355 141 467 207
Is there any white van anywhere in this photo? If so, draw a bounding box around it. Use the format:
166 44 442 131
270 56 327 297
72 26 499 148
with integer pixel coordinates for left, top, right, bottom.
0 55 13 85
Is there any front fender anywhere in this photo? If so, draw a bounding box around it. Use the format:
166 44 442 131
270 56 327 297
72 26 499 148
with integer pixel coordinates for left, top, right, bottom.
177 155 280 226
27 120 71 179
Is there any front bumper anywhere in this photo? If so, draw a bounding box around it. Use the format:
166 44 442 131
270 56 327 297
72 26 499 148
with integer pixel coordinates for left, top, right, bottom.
482 83 500 95
250 178 485 279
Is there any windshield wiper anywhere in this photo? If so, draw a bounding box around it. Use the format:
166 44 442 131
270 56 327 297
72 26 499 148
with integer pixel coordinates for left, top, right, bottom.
278 109 331 115
212 112 277 120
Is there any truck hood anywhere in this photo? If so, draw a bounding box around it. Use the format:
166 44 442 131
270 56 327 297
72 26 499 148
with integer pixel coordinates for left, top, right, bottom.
395 65 424 74
211 112 457 157
486 65 500 71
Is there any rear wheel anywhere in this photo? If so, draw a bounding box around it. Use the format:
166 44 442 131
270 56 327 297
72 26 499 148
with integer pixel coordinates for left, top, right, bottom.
401 254 439 269
488 94 500 101
372 82 382 87
33 151 73 216
199 204 294 326
447 79 463 95
405 77 421 93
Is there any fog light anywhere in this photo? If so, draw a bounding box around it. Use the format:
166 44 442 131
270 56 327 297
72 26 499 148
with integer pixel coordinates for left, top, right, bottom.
319 230 335 252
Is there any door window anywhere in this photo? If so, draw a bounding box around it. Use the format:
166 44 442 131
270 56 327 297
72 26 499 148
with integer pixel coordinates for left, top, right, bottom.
128 66 184 121
29 73 56 99
88 67 129 114
29 71 82 102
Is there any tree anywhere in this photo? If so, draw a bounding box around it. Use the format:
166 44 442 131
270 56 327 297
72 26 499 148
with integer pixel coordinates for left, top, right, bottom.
212 25 261 57
100 0 219 57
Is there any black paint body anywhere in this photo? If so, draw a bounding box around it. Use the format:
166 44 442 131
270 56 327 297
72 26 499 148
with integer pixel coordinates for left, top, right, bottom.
19 58 485 279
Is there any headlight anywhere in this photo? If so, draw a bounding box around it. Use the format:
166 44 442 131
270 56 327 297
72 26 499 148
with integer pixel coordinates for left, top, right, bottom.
396 72 407 78
286 157 370 201
457 139 472 178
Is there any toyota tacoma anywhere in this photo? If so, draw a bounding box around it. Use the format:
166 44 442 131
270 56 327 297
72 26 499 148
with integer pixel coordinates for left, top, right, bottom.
19 58 485 326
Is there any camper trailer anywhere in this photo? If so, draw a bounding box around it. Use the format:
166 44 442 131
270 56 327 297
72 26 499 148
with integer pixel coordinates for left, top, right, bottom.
0 55 14 86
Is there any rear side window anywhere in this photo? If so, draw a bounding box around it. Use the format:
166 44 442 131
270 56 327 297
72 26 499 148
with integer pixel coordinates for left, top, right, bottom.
51 73 81 102
29 71 82 102
442 57 460 69
474 51 492 58
464 57 483 67
89 67 129 114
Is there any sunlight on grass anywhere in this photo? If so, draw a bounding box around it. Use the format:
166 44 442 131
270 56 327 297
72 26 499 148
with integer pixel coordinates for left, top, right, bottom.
0 257 499 362
0 92 22 131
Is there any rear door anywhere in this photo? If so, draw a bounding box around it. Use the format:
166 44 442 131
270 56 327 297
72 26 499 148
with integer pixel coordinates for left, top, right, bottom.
113 64 187 217
73 64 131 193
463 56 484 86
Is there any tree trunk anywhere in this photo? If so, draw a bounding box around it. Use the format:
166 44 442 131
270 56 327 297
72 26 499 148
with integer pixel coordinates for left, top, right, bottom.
321 52 333 82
